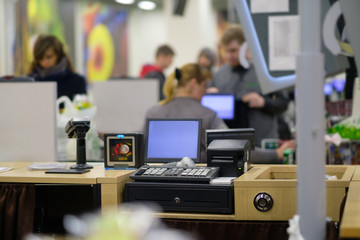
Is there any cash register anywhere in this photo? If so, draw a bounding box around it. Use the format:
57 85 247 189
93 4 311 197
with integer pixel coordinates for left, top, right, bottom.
125 118 234 214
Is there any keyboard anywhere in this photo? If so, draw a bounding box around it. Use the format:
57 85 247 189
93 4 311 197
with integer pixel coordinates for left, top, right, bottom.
130 165 220 183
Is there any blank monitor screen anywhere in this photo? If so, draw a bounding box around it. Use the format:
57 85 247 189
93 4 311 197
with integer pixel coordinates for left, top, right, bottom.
201 94 235 120
145 119 201 163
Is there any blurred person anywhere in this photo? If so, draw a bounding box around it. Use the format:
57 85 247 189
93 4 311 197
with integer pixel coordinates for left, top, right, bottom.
139 44 175 100
145 63 225 162
208 25 289 147
197 47 217 71
28 34 87 101
144 63 295 163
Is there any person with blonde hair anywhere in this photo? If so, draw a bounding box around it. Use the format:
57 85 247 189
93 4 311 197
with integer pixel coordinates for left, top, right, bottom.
145 63 226 162
144 63 295 164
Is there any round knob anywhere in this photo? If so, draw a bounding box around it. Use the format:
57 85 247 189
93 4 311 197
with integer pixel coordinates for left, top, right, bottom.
253 192 273 211
174 197 181 204
119 144 130 154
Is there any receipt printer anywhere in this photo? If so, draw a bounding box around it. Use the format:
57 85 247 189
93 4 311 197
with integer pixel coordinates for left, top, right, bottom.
207 139 251 177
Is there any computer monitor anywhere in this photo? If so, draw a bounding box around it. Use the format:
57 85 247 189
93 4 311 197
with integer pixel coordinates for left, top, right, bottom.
144 119 202 163
332 78 346 92
201 93 235 120
324 82 333 96
324 77 346 96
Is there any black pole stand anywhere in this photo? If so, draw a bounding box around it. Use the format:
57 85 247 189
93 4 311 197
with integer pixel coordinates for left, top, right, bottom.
69 125 93 169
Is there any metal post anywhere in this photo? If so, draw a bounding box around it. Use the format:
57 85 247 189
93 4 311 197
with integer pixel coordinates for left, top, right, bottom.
296 0 326 239
232 0 326 238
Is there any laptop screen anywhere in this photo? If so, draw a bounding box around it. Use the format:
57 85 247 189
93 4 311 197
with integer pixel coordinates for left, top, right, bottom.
145 119 202 163
201 94 235 120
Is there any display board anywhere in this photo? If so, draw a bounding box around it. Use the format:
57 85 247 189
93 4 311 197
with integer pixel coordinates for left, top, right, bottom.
91 79 159 133
0 82 57 162
246 0 348 77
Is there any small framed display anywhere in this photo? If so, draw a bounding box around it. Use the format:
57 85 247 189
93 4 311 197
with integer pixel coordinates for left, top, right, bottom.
104 133 144 169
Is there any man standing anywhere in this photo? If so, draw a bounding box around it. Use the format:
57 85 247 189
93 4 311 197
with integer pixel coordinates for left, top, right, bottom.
139 44 175 100
209 25 288 147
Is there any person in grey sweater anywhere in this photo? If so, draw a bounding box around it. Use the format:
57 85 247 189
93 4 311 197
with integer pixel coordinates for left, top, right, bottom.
145 63 295 163
208 25 289 147
145 63 226 162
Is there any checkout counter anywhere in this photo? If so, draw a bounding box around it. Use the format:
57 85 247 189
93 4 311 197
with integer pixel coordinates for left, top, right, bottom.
0 162 356 240
0 162 133 238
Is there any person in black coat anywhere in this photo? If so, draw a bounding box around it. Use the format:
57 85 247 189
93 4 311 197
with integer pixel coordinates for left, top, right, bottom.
28 34 87 100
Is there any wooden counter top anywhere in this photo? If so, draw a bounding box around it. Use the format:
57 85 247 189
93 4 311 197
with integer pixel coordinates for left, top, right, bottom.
340 181 360 238
351 166 360 181
0 162 134 184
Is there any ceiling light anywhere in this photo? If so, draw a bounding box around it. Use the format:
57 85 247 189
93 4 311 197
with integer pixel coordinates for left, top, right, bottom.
115 0 135 5
137 1 156 10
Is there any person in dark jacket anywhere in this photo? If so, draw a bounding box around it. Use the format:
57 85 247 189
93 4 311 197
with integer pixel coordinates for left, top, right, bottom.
28 34 87 100
139 44 175 100
208 25 289 147
145 63 295 163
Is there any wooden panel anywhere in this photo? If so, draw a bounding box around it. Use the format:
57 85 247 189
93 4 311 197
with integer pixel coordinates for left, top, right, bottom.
0 162 137 217
254 167 272 179
0 164 98 184
97 170 134 184
234 186 344 221
157 212 236 221
235 187 297 221
98 170 133 214
351 166 360 181
270 172 296 179
235 165 354 188
326 165 356 181
340 181 360 238
234 165 351 221
0 163 135 185
327 188 346 221
101 183 121 214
